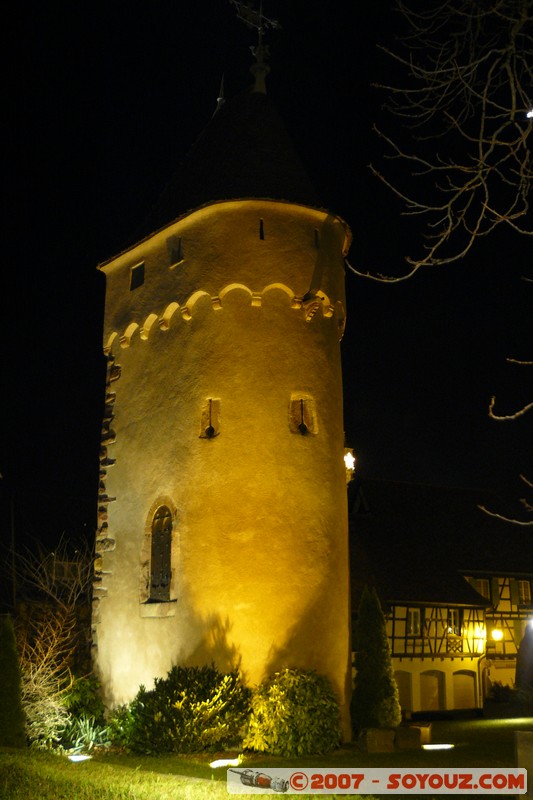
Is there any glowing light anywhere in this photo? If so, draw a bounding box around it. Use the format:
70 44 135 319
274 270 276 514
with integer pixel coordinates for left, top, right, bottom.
491 628 504 641
527 110 533 118
67 754 93 762
344 448 356 482
210 756 242 768
422 743 455 750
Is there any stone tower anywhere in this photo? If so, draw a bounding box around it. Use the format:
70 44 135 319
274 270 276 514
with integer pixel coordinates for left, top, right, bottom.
93 66 353 736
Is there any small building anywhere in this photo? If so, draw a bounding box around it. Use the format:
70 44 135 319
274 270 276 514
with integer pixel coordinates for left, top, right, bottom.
465 570 533 690
350 479 533 714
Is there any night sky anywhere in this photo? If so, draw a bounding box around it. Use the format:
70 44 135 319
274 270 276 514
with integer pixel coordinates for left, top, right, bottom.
3 1 531 547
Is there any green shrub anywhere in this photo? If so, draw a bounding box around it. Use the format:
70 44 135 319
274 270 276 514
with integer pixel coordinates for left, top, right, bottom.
243 668 341 757
109 665 251 754
0 614 26 747
61 713 111 753
487 681 513 703
64 674 106 723
351 585 402 732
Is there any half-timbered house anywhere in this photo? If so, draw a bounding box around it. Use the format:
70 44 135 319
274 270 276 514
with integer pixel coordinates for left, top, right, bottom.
349 479 533 714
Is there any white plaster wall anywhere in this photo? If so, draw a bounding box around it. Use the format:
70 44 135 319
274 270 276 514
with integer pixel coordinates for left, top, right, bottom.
94 200 352 737
393 658 483 712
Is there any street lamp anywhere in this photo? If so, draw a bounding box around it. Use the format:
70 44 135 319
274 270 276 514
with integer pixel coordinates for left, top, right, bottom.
344 448 356 483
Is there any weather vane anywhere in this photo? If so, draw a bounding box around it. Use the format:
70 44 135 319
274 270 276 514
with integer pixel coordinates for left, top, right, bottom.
228 1 281 92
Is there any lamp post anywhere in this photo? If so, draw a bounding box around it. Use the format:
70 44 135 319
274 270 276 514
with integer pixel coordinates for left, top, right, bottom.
344 448 356 484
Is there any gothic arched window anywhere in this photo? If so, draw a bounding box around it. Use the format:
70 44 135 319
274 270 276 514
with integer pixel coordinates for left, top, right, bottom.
150 505 172 602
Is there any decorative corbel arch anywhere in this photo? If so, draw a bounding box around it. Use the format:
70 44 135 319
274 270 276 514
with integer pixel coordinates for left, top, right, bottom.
140 313 159 340
104 331 119 355
160 301 181 330
120 322 140 348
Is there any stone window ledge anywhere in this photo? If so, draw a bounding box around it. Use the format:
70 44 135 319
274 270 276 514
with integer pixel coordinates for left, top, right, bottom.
140 600 177 618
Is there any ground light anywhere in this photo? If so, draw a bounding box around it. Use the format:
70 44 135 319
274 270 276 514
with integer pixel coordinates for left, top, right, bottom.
209 757 242 768
67 754 93 762
422 744 455 751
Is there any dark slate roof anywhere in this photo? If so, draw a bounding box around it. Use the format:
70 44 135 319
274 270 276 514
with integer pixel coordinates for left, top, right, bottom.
349 478 533 611
136 88 322 241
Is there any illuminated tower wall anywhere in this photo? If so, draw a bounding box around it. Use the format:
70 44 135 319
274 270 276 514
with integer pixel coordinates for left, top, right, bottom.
92 89 353 737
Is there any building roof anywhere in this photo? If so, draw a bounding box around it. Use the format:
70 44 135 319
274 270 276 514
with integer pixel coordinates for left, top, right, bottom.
135 87 322 242
349 478 533 611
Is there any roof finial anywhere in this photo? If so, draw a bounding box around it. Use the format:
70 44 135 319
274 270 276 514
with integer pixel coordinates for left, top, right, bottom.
228 1 281 94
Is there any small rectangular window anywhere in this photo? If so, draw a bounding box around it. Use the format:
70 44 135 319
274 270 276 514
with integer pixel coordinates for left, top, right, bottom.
130 262 145 290
447 608 462 636
518 579 532 606
407 608 421 637
167 236 183 268
289 395 318 435
474 578 490 599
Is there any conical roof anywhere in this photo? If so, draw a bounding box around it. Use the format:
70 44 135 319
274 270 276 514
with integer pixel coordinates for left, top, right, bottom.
139 88 322 238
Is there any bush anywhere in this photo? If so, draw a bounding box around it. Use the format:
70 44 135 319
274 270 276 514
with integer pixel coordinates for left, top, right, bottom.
16 605 74 750
61 713 111 753
22 690 69 751
243 668 341 757
63 675 106 723
351 585 401 732
108 665 251 754
0 614 26 748
487 681 513 703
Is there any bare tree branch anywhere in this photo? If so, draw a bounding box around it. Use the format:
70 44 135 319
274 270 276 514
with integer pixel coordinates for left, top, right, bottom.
478 504 533 524
371 0 533 270
520 473 533 489
488 395 533 419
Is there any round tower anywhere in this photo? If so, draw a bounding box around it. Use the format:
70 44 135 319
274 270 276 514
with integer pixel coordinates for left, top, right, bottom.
93 84 353 737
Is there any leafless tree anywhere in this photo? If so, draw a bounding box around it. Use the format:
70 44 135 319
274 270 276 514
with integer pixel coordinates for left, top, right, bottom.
14 536 94 746
346 1 533 523
353 0 532 279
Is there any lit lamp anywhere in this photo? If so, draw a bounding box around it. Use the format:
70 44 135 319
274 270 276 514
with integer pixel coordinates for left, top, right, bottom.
491 628 504 642
344 448 356 484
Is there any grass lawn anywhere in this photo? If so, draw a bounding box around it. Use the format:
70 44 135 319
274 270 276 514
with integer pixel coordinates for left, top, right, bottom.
1 717 531 799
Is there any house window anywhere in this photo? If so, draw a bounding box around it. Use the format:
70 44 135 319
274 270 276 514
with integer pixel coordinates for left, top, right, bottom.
407 608 421 637
518 580 532 606
150 505 172 602
167 235 183 267
447 608 462 636
474 578 490 599
130 262 145 290
289 395 318 435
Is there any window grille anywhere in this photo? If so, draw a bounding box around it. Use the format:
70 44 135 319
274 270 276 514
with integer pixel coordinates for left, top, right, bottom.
150 505 172 602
